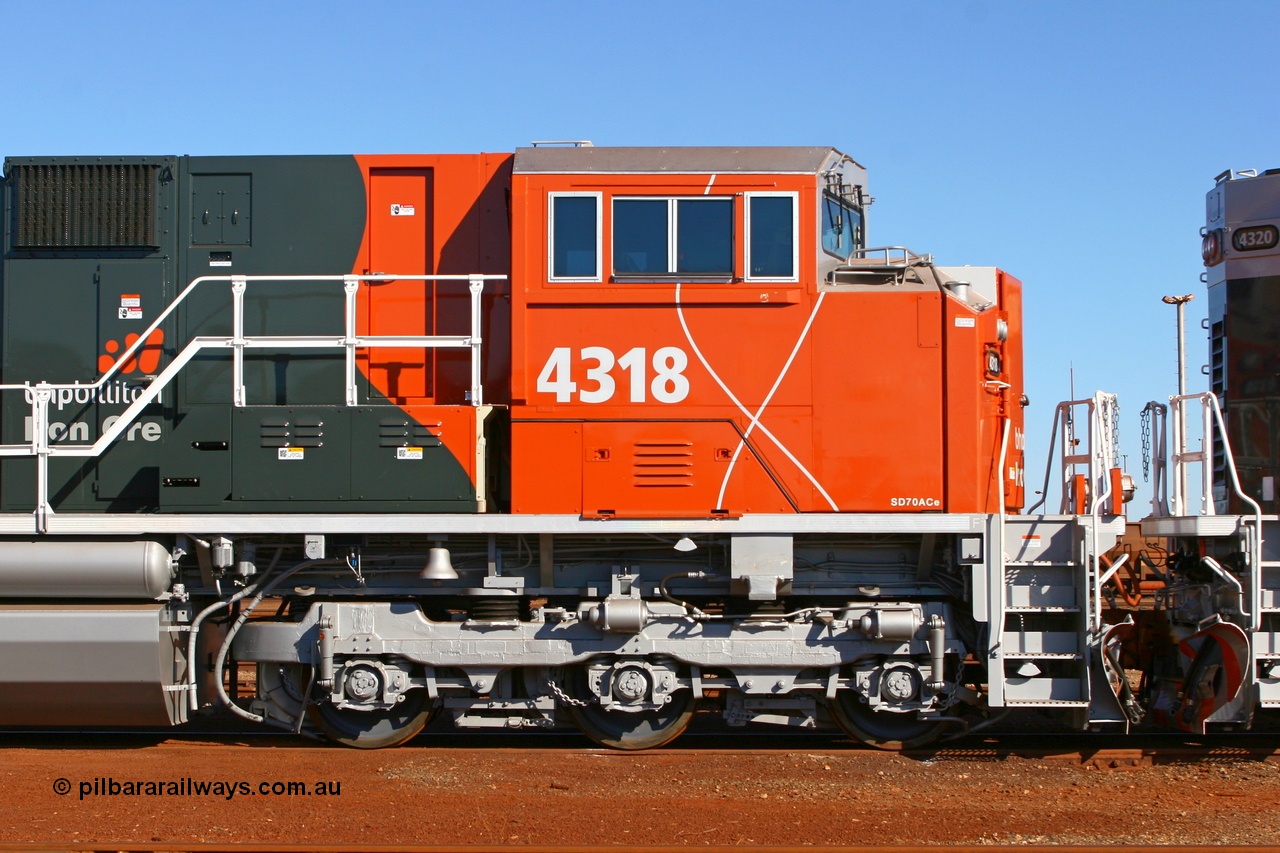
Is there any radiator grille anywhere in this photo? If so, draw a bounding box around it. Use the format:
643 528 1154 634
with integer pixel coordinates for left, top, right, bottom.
12 163 159 249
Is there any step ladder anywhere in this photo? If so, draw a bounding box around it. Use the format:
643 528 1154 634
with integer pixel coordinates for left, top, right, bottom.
1255 551 1280 707
996 517 1090 708
992 392 1127 720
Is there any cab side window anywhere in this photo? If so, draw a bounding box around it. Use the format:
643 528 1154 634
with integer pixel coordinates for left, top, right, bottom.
613 197 733 279
745 193 797 281
549 193 601 281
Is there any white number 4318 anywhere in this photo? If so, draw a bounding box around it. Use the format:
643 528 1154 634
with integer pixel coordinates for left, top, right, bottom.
536 346 690 404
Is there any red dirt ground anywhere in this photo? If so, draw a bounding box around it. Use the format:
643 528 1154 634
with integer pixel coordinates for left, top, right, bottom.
1 737 1279 848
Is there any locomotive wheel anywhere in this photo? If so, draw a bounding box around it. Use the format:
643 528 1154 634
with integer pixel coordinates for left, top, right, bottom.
564 666 695 750
309 690 436 749
829 692 946 749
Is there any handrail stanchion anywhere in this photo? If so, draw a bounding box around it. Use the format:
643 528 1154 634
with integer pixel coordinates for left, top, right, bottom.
32 384 52 533
231 276 247 408
468 275 484 406
343 276 360 407
1060 403 1072 513
1170 396 1183 516
1157 404 1168 515
1202 398 1214 515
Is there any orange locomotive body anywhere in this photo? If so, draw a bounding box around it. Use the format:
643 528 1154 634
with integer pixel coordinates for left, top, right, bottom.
505 146 1025 518
0 144 1057 750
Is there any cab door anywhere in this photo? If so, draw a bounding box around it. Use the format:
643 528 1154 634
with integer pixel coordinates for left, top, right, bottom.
364 168 434 404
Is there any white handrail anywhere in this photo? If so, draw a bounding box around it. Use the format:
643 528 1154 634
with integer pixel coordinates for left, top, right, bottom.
840 245 932 266
1166 391 1264 631
1027 392 1119 518
1027 393 1120 634
988 417 1011 707
0 273 506 531
1085 393 1119 635
1097 552 1130 588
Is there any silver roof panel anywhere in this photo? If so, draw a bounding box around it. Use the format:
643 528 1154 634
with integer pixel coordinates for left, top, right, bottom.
514 146 857 175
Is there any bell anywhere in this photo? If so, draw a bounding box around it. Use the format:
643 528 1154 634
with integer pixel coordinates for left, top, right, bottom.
674 537 697 552
421 546 458 580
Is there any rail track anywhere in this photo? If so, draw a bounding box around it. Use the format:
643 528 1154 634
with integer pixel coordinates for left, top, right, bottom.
6 709 1280 762
0 840 1274 845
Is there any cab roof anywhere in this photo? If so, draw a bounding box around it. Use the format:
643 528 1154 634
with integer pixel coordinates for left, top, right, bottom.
513 146 859 175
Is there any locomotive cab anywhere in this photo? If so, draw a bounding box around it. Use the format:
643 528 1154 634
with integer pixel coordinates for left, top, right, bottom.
507 145 1024 517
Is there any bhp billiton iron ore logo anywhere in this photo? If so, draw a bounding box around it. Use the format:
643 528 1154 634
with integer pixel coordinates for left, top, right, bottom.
99 330 164 375
28 330 168 442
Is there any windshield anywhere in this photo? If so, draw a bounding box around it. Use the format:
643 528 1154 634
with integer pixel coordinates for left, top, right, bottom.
821 192 863 260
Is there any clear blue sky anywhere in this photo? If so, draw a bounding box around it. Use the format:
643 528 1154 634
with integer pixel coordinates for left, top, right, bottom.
6 0 1279 515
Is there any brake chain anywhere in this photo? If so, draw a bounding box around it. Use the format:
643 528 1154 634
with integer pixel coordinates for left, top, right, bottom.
1140 407 1152 484
1109 398 1120 467
544 676 593 707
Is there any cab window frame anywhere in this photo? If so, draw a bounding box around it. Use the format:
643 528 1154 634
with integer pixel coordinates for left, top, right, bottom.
744 191 799 283
611 195 735 282
547 191 602 282
820 191 862 262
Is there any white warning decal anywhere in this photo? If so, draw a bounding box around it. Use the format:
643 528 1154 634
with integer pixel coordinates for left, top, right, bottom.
390 204 416 216
396 446 424 460
278 447 305 461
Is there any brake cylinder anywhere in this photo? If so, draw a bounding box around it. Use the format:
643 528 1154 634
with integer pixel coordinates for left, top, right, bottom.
858 606 921 641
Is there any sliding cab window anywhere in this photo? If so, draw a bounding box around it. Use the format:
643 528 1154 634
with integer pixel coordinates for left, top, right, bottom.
549 193 601 281
821 191 863 261
613 197 733 280
745 192 798 281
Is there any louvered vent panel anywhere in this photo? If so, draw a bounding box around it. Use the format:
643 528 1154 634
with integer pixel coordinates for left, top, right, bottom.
259 418 326 448
378 419 442 448
13 163 159 249
632 441 695 488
